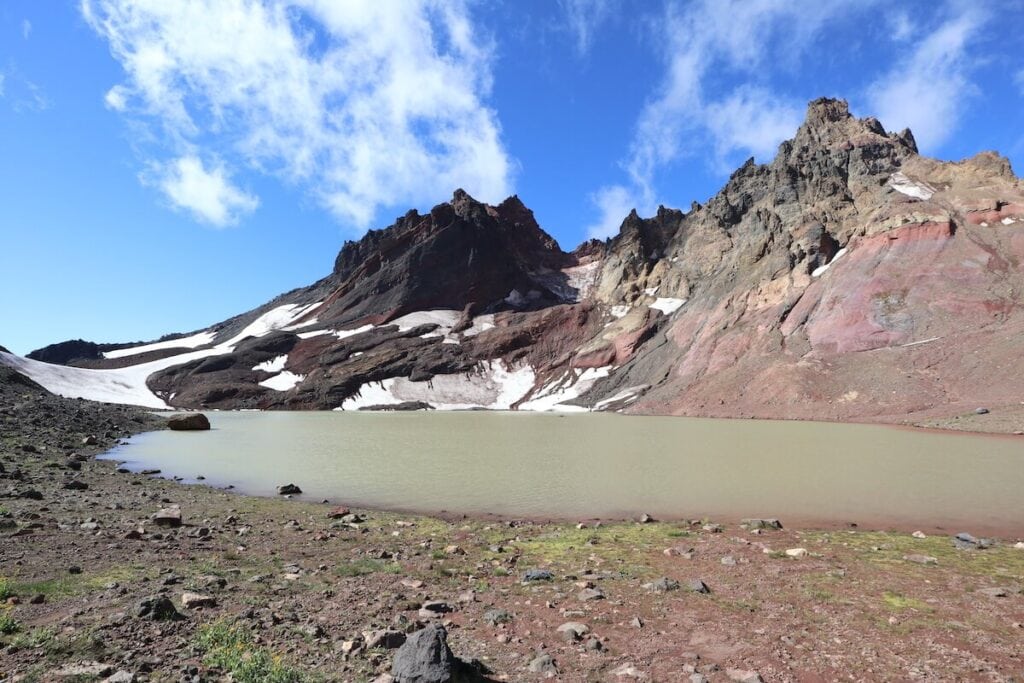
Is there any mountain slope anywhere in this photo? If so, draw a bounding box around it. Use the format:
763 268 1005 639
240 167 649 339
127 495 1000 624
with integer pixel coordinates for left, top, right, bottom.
9 98 1024 424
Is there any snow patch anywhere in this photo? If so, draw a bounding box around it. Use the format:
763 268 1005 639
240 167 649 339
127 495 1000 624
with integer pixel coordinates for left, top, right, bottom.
811 247 848 278
610 305 630 319
392 310 461 332
520 365 612 412
593 385 646 411
562 261 601 301
462 315 495 337
252 355 287 373
219 302 322 349
104 330 216 359
258 371 304 392
888 172 935 200
0 348 226 409
336 361 534 411
649 298 686 315
334 324 376 340
297 329 333 339
1002 217 1016 225
644 286 660 296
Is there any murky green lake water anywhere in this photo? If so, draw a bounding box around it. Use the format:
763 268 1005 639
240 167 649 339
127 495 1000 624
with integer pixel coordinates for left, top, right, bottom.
104 411 1024 532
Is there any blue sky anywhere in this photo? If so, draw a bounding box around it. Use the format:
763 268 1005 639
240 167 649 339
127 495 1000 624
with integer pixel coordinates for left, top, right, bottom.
1 0 1022 355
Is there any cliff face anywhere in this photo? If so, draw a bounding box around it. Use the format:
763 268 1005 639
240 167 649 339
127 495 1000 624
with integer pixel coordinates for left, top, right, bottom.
13 99 1024 423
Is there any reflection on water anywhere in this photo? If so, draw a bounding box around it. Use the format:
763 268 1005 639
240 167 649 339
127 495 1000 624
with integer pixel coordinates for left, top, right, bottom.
103 411 1024 532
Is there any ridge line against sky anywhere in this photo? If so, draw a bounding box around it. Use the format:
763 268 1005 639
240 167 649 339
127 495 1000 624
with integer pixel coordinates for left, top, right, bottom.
1 0 1023 353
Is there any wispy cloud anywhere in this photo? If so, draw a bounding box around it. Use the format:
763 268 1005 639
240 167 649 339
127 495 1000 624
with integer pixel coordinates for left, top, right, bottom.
559 0 617 56
153 155 258 227
586 184 642 239
1014 68 1024 96
867 4 989 151
21 19 31 40
81 0 513 229
589 0 870 238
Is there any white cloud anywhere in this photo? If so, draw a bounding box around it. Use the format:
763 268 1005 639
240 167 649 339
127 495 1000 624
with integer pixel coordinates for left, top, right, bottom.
1014 68 1024 96
21 19 31 40
586 184 646 239
81 0 513 229
590 0 869 237
887 10 914 42
559 0 617 56
704 85 803 168
104 84 128 111
155 155 259 227
867 5 988 151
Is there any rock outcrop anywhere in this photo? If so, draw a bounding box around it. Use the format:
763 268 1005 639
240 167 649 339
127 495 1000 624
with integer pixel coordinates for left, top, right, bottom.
8 98 1024 425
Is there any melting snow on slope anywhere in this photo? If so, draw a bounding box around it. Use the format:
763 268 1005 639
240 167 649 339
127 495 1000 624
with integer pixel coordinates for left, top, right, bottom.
0 348 225 409
252 355 288 373
593 385 647 411
334 324 376 340
649 298 686 315
259 371 305 392
336 361 534 411
811 247 848 278
888 172 935 200
610 305 630 319
218 301 322 348
103 330 216 359
562 261 601 302
519 366 611 412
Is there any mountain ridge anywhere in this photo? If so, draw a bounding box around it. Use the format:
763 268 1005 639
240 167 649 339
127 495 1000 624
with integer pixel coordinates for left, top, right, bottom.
7 97 1023 426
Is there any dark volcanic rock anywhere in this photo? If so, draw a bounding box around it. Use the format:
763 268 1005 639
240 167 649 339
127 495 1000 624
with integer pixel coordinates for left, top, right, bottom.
391 624 484 683
167 413 211 431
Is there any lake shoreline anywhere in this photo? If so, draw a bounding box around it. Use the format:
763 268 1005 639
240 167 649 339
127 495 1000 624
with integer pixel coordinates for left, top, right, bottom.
4 390 1024 680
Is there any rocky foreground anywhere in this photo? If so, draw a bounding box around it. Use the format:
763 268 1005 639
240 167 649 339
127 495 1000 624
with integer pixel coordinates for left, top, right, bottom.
2 376 1024 681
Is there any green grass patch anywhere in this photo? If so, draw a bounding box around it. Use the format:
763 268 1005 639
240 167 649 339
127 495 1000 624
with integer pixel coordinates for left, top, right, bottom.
806 530 1024 580
195 620 309 683
882 592 931 611
0 576 13 601
334 559 402 578
7 626 56 651
0 607 21 635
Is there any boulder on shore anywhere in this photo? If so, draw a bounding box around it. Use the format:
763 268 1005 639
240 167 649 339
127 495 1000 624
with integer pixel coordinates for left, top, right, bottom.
167 413 211 431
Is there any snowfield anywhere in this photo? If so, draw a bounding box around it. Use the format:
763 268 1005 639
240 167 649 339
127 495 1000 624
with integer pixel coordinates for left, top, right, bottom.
888 172 935 201
103 330 216 359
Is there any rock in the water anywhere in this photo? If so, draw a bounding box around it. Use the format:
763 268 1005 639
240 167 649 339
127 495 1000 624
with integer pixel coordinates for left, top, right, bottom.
167 413 211 431
137 595 180 621
277 483 303 495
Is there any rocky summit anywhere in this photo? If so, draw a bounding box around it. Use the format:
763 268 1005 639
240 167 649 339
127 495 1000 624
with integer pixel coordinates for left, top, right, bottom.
6 98 1024 427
